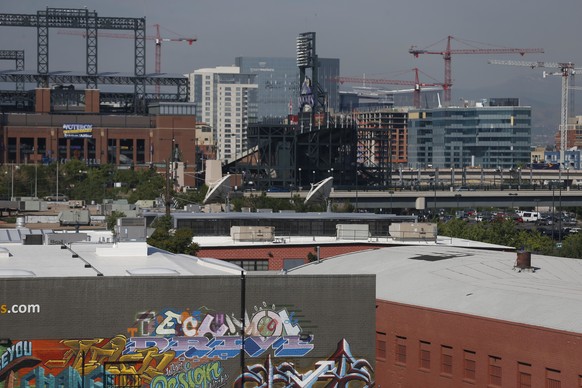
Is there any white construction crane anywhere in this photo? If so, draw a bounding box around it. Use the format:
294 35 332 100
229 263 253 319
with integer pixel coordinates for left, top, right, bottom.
488 59 581 171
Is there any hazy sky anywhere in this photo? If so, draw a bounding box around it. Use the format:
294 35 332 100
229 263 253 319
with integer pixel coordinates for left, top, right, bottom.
1 0 582 102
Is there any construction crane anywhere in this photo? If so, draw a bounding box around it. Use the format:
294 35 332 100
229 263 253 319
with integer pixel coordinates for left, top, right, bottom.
489 59 582 171
409 36 544 104
58 24 196 94
333 68 445 108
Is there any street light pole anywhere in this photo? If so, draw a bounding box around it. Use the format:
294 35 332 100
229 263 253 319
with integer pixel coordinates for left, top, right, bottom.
389 191 394 214
34 162 38 199
454 194 461 216
298 168 302 190
559 185 563 244
433 182 437 219
240 270 246 386
10 164 14 200
355 168 359 212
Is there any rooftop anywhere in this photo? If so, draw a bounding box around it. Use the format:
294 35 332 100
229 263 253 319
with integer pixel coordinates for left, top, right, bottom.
290 246 582 334
0 241 243 278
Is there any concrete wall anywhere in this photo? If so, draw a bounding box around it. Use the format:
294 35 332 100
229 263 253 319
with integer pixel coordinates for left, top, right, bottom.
0 274 375 387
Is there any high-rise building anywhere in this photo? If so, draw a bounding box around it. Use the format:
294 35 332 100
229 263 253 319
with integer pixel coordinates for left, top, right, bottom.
188 67 258 164
408 98 531 169
235 57 340 121
355 108 409 186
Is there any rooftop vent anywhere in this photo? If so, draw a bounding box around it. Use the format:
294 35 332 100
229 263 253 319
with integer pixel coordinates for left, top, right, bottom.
514 251 534 272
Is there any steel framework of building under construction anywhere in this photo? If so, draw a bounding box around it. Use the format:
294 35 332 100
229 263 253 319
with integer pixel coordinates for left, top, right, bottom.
0 7 188 114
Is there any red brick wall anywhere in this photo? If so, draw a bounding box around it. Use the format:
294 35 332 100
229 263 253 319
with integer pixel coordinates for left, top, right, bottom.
197 243 386 270
376 299 582 387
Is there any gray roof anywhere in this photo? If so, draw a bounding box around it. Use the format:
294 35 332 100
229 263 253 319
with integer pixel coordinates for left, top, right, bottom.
289 245 582 334
0 228 53 243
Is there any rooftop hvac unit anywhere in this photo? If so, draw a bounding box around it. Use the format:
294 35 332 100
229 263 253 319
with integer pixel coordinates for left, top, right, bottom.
116 217 146 227
389 223 437 241
231 226 274 242
336 224 369 240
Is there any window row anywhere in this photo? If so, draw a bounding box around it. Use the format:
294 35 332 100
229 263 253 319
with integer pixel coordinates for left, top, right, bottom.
376 333 566 387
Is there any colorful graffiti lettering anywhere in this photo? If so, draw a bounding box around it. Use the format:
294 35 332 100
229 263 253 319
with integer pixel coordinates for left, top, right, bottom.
234 339 374 388
44 336 174 383
151 361 227 388
0 303 374 388
0 340 32 370
0 337 372 388
126 335 313 361
128 303 302 339
124 303 313 361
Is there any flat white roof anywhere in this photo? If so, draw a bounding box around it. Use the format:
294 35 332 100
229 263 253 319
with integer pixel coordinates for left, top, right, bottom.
0 242 243 278
289 246 582 334
192 234 511 250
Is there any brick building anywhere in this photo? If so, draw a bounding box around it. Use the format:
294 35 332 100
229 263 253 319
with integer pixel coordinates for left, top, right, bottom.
0 239 376 388
292 245 582 387
1 89 199 187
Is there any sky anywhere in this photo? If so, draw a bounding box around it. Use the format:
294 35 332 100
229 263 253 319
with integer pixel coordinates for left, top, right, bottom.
1 0 582 109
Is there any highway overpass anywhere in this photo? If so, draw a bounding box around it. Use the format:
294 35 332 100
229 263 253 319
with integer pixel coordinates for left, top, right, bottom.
263 189 582 213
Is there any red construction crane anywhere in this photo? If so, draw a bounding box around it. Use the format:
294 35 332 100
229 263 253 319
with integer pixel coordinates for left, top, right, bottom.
58 24 196 94
333 68 445 108
409 36 544 104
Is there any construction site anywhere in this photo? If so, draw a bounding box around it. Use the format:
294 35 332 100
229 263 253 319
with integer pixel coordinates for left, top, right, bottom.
2 7 575 193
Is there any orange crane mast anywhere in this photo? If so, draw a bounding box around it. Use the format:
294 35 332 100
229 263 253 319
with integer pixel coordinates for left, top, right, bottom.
409 36 544 104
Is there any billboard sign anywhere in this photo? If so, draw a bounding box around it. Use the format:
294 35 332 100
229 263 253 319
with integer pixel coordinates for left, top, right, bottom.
63 124 93 138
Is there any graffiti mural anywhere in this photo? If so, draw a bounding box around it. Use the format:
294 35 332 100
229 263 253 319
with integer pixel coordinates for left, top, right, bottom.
126 303 314 360
0 303 374 388
151 361 227 388
235 339 374 388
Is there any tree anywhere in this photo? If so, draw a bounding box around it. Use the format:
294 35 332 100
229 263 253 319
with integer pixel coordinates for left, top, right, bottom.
557 233 582 259
438 219 556 255
146 215 200 255
106 210 127 235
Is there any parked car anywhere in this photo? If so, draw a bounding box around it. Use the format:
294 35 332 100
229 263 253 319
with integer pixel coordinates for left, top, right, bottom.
44 193 69 202
521 211 541 222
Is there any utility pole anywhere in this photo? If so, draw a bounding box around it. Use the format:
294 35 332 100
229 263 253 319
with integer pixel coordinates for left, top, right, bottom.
165 159 171 217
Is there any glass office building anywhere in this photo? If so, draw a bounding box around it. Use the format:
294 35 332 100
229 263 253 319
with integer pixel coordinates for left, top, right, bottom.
408 99 531 169
235 57 340 121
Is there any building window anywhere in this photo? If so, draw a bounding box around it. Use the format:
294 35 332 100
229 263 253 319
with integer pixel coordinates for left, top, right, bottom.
546 368 561 388
376 332 386 360
395 336 407 366
518 362 532 388
419 341 431 371
227 259 268 271
441 345 453 377
488 355 502 387
463 350 476 383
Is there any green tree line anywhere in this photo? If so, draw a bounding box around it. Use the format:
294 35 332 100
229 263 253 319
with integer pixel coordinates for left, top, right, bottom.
438 218 582 259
